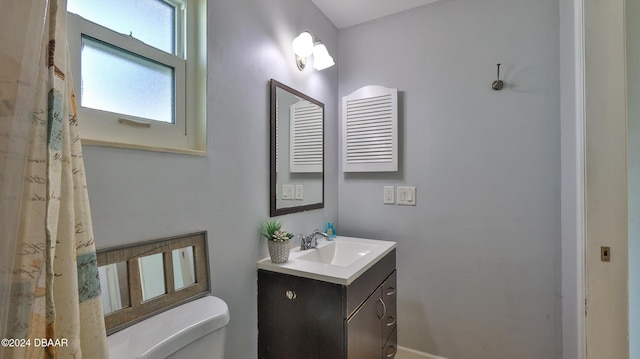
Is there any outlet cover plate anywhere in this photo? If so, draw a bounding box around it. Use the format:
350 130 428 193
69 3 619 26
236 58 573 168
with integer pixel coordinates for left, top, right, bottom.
282 185 294 200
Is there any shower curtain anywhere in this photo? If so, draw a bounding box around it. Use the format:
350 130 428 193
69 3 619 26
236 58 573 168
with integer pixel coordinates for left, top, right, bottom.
0 0 109 358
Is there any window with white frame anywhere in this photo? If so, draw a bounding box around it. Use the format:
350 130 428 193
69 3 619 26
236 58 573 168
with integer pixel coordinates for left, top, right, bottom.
67 0 206 154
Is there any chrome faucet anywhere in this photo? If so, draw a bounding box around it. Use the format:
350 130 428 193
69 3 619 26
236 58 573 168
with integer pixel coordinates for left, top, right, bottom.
298 230 329 250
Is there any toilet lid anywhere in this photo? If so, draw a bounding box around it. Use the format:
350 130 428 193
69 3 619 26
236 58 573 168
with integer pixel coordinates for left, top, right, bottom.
107 296 230 359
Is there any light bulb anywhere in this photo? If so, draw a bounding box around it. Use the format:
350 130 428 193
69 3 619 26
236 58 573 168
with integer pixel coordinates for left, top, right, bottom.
292 32 314 57
312 43 335 70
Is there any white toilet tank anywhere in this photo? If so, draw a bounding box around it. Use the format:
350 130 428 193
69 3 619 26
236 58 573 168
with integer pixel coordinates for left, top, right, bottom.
107 296 230 359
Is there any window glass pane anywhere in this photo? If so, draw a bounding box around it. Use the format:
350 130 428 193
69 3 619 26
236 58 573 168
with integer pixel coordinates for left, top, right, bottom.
68 0 176 54
81 36 174 124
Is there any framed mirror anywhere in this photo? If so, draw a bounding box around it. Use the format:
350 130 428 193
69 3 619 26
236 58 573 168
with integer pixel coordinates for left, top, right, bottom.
138 253 166 301
98 261 130 315
172 246 196 290
270 79 324 216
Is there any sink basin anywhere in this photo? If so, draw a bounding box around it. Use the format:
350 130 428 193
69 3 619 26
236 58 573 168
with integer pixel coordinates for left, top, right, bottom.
257 236 396 285
297 240 376 267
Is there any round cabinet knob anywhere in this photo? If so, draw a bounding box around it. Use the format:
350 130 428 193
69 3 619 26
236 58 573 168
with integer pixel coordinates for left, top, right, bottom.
285 290 296 300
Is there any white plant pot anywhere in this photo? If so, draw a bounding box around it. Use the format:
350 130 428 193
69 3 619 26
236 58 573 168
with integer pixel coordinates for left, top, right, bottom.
267 240 291 263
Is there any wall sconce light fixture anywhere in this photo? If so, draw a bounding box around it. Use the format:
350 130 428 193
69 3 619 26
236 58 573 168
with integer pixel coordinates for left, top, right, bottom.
292 31 335 71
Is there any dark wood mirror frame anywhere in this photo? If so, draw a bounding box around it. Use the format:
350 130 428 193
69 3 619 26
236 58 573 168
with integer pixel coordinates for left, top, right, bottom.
270 79 325 217
97 231 210 335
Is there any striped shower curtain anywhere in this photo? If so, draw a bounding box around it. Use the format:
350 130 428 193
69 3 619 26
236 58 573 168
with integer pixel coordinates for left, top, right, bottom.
0 0 109 358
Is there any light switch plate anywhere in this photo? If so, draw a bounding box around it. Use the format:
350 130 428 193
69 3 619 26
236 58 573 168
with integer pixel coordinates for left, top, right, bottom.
282 185 294 200
397 186 416 206
384 186 395 204
295 185 304 200
405 186 416 205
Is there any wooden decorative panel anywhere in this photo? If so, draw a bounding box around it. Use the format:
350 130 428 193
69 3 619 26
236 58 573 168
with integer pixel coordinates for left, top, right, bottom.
342 85 398 172
97 231 210 335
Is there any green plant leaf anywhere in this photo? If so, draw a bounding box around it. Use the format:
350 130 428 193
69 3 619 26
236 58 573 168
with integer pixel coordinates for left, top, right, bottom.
260 220 282 240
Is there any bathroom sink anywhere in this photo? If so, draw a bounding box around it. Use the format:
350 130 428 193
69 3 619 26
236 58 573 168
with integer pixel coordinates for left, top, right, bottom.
296 240 376 267
257 236 396 285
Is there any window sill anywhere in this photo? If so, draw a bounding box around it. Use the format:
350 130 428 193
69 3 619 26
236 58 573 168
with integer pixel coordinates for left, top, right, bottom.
81 138 207 156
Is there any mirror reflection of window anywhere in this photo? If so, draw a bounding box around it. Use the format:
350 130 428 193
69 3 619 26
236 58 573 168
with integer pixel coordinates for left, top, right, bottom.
173 246 196 290
98 261 130 315
138 253 166 301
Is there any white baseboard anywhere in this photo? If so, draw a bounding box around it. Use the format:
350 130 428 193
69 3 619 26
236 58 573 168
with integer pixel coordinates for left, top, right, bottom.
396 346 447 359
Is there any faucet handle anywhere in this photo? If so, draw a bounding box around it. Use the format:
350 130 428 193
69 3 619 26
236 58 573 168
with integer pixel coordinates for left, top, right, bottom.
296 234 310 250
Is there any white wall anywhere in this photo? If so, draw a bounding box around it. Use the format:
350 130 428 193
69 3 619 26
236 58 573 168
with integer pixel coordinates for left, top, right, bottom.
81 1 338 358
560 0 585 357
584 0 629 356
628 0 640 356
337 0 561 358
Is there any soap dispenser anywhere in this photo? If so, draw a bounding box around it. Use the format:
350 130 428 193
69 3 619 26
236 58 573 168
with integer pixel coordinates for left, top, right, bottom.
325 222 336 240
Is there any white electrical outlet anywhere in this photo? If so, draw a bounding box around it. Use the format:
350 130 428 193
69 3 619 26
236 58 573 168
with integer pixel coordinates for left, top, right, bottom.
397 186 416 206
384 186 395 204
282 185 294 200
295 185 304 200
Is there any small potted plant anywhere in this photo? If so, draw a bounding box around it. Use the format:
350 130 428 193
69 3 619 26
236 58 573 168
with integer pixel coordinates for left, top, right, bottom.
261 220 294 263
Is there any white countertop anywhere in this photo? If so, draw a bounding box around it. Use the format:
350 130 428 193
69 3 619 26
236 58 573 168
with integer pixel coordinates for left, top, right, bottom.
256 236 396 285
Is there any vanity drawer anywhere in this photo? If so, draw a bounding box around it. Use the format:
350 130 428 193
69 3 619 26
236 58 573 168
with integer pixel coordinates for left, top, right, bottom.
382 295 397 343
383 326 398 358
347 250 396 317
383 270 397 303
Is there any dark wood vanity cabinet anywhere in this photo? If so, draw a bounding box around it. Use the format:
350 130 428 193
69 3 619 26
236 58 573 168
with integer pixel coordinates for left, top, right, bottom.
258 250 397 359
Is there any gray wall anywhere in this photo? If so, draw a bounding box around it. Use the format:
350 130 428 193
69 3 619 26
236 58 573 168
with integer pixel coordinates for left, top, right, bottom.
628 0 640 355
337 0 561 358
82 1 338 358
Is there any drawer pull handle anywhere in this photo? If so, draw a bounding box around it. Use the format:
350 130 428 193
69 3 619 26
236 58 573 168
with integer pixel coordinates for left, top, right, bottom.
378 298 387 319
386 344 397 358
387 315 396 327
285 290 296 300
386 286 396 296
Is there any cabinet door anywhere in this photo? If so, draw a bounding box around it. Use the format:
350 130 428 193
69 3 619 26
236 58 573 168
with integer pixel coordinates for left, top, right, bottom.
347 287 383 359
258 270 345 359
